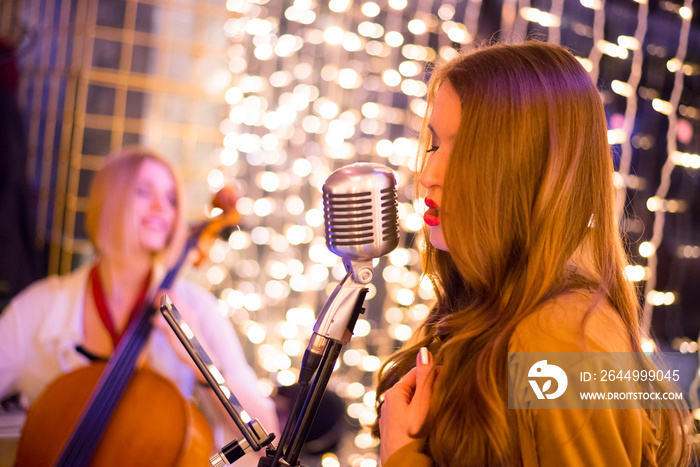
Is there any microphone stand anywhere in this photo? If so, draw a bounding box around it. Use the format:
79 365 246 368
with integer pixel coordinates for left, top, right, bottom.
259 257 373 467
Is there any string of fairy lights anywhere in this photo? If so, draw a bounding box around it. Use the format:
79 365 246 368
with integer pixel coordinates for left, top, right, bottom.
641 0 692 333
195 1 700 464
612 0 647 224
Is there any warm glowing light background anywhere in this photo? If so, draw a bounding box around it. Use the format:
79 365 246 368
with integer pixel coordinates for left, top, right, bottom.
2 0 700 464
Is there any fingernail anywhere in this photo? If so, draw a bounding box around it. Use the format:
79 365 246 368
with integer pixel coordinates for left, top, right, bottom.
419 347 429 365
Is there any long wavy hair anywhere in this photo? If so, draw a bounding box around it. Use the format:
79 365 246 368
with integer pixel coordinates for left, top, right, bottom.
373 42 692 466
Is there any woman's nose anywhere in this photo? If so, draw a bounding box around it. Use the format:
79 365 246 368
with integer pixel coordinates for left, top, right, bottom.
419 152 445 189
151 193 168 212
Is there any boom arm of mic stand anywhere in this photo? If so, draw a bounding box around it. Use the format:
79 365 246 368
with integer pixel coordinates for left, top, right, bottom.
284 340 344 466
262 259 373 467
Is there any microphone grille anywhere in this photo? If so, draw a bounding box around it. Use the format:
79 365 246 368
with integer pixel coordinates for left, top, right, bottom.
379 186 399 243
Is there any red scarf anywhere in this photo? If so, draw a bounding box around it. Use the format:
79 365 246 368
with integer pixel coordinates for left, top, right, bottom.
89 264 152 347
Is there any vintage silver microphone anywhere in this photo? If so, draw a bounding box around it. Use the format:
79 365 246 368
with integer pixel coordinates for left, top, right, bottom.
312 162 399 345
301 162 399 373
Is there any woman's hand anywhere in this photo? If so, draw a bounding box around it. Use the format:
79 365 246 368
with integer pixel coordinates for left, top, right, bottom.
379 347 437 463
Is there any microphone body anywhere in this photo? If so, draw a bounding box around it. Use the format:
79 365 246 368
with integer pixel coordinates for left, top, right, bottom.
323 162 399 263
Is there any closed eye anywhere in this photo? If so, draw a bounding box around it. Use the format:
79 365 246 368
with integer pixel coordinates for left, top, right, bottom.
426 145 439 154
136 185 151 197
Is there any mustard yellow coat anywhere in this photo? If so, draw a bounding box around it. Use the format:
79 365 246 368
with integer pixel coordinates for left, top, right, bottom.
383 291 660 466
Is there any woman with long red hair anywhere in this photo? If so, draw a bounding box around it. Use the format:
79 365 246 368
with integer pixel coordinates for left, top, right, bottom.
374 42 693 466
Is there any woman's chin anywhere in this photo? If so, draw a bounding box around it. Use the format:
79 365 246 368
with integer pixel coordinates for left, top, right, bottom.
429 225 449 252
139 237 168 255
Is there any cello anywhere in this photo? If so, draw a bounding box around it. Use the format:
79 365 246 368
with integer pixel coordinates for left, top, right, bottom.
14 187 240 466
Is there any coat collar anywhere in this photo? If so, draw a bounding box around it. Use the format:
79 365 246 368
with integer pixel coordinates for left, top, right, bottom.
36 263 93 349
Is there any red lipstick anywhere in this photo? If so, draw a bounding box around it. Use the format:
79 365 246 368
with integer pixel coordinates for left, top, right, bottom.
424 198 440 226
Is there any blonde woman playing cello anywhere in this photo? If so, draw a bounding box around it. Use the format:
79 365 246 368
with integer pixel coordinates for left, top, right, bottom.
0 147 279 466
